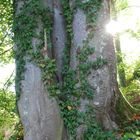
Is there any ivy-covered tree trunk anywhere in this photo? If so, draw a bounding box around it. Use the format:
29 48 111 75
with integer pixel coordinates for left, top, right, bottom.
14 0 66 140
14 0 123 139
71 0 119 130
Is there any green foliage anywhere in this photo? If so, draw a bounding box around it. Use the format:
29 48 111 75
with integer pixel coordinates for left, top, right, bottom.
0 89 16 126
128 29 140 40
83 106 116 140
60 100 79 138
62 0 73 38
77 46 107 99
76 0 102 27
116 52 126 87
36 56 60 97
120 57 140 108
0 89 19 139
121 80 140 109
59 46 107 138
126 20 140 40
122 80 140 95
9 121 23 140
0 0 13 63
121 133 138 140
114 0 128 13
133 60 140 80
120 117 140 140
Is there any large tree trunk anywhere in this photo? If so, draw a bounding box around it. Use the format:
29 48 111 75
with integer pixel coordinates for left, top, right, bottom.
89 0 119 130
14 0 134 140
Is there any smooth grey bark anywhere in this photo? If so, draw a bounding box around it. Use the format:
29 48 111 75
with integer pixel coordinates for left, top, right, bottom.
18 62 64 140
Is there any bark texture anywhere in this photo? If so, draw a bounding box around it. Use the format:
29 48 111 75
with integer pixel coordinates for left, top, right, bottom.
71 0 119 130
15 0 66 140
90 0 119 129
18 62 64 140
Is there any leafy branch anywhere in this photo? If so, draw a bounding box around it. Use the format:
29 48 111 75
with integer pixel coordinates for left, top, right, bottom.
0 46 13 56
3 70 14 92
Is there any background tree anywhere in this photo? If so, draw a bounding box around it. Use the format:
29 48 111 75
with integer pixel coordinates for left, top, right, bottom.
0 1 21 139
110 0 128 87
0 0 13 63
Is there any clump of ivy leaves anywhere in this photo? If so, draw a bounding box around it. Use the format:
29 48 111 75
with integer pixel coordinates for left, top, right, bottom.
13 0 115 139
115 113 140 140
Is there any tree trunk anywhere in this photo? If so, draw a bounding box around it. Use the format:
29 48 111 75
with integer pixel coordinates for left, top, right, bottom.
14 0 66 140
14 0 135 140
71 0 119 131
18 63 65 140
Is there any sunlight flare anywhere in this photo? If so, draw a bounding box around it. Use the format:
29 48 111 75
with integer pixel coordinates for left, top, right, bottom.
106 20 126 35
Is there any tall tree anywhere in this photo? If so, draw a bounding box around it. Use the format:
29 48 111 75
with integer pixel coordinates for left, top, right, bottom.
13 0 135 139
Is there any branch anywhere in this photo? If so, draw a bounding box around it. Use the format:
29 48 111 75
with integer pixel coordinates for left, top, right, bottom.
3 70 15 91
118 6 140 12
0 46 13 56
